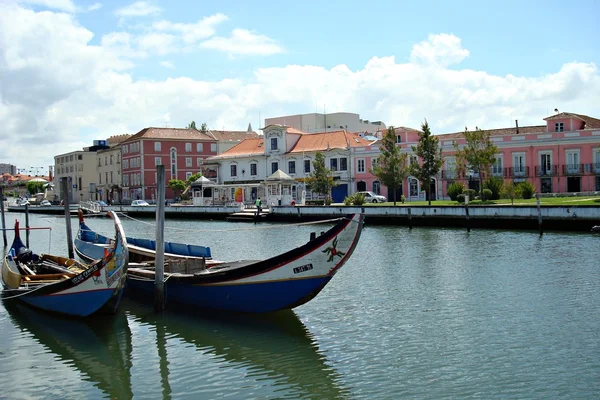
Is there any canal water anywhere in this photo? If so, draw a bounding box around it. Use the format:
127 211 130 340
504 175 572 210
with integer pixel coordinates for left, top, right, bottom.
0 212 598 399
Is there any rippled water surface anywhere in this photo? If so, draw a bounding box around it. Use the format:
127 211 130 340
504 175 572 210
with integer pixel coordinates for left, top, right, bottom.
1 212 599 399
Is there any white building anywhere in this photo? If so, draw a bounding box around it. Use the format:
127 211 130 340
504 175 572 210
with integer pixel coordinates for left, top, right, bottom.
265 112 386 134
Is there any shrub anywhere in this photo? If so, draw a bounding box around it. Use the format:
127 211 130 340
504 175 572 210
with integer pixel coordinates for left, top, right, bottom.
456 193 466 204
344 193 366 206
466 189 477 200
343 196 352 206
481 188 493 201
517 181 536 199
483 176 503 200
447 182 465 201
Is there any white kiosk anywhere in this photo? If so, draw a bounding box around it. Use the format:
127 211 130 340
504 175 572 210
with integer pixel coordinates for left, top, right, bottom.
265 169 296 206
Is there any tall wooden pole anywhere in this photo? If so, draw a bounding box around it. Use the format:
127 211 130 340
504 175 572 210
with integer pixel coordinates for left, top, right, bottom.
155 165 165 312
61 178 74 258
0 187 6 246
24 202 30 248
536 193 543 236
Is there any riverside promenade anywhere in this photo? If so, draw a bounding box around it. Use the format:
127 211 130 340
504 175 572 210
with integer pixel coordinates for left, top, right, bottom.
8 203 600 232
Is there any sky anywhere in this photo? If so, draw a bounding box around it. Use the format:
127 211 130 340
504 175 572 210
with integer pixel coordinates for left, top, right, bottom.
1 0 599 176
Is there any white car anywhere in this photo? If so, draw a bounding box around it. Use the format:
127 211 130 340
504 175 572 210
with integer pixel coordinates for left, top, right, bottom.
131 199 150 207
357 191 387 203
40 200 52 206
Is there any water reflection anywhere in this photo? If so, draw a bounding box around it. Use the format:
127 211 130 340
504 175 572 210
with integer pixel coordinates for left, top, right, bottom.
4 302 134 399
5 299 349 399
125 299 349 399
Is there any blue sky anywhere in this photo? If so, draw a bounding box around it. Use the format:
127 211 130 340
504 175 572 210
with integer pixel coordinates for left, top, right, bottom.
1 0 599 171
75 0 599 80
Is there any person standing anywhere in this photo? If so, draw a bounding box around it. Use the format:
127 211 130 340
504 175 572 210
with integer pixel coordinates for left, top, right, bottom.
255 197 262 215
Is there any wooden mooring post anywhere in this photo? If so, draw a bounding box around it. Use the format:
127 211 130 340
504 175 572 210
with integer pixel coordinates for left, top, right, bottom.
536 193 543 236
0 186 6 246
155 165 166 312
465 194 471 233
61 178 74 258
25 202 30 248
407 207 412 229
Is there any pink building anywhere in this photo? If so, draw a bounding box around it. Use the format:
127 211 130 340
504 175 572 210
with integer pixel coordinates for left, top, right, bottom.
360 112 600 201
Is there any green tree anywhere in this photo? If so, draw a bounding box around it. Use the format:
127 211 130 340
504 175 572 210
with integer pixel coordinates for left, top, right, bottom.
453 127 499 197
410 120 443 205
186 173 202 185
371 126 409 205
167 179 186 199
26 181 45 195
200 123 208 133
187 121 197 130
307 152 335 204
501 180 519 205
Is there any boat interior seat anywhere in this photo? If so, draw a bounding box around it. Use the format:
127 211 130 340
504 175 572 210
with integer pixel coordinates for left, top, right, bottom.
168 242 188 255
188 245 211 258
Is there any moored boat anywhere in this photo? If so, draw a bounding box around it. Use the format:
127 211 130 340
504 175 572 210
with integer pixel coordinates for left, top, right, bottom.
75 212 364 313
1 211 129 317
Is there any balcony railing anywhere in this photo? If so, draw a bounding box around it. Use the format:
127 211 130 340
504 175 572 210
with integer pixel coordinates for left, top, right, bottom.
562 164 584 175
534 165 557 177
590 163 600 174
508 166 529 178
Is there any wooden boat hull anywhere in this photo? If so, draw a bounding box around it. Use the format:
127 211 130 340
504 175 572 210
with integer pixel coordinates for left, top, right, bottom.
76 213 363 313
1 211 129 317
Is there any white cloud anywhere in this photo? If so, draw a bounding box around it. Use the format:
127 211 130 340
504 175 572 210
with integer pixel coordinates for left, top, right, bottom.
1 4 599 170
17 0 76 13
201 29 284 56
410 33 470 67
115 1 161 17
87 3 102 12
160 60 174 69
153 13 228 44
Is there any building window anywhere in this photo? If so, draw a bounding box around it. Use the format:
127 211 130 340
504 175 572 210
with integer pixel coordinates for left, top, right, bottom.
98 158 101 167
186 172 192 180
78 154 82 160
230 164 237 177
210 143 217 152
304 160 310 174
99 173 102 184
185 143 192 152
492 156 503 175
250 163 257 176
288 161 296 174
196 143 203 152
396 135 402 144
372 157 378 170
271 162 278 174
105 172 108 185
357 159 365 173
78 177 82 192
155 142 161 151
540 153 552 174
186 157 192 167
410 178 419 196
170 148 177 180
270 138 278 150
197 158 202 168
330 158 338 171
155 157 161 166
340 157 347 171
110 155 113 165
110 171 113 183
555 122 564 132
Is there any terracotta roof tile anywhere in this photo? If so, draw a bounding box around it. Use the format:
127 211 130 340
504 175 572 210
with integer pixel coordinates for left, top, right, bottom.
289 130 372 153
207 130 260 141
211 138 265 158
437 125 547 140
123 127 216 143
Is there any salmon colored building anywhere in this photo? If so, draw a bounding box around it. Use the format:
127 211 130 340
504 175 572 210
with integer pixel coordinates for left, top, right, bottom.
362 111 600 201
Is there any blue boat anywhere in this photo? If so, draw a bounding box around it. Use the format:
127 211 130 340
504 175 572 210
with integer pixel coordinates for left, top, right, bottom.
75 212 364 313
1 212 129 317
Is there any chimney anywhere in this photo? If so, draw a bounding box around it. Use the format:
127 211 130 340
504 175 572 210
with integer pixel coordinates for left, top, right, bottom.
515 119 519 134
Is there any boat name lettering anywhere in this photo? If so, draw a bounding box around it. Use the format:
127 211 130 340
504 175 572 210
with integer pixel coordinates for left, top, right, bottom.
71 264 99 285
293 264 313 274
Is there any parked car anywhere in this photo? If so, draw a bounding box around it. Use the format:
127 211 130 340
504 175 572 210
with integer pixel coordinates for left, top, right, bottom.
95 200 108 207
356 191 387 203
131 199 151 207
40 200 51 206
